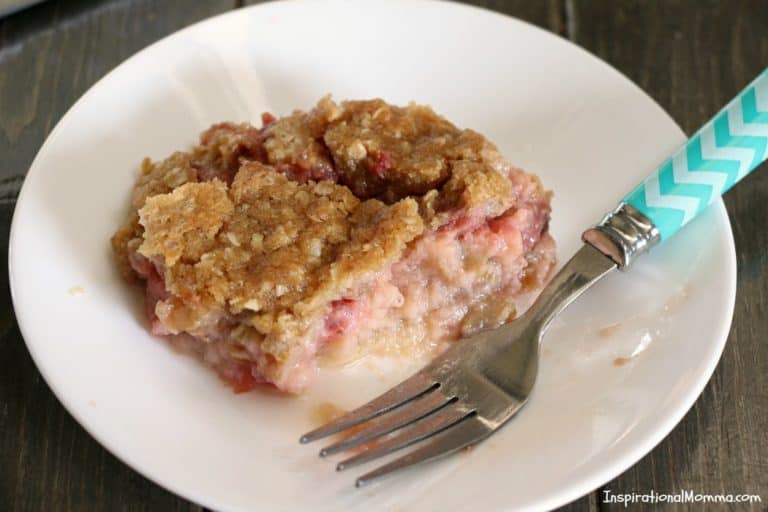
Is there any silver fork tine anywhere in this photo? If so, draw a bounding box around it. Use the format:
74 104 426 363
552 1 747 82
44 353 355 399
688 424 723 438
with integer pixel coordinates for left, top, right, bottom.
336 402 473 471
355 415 491 487
319 387 450 457
300 373 436 444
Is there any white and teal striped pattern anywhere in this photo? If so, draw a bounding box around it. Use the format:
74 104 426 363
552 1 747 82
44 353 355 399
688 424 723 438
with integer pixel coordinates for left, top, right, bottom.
624 68 768 240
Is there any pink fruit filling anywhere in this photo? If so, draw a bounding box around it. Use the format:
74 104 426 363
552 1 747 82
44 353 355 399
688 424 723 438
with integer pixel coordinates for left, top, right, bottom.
314 202 555 363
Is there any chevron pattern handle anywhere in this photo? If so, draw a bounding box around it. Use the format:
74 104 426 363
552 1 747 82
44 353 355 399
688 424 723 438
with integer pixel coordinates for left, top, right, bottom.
624 68 768 240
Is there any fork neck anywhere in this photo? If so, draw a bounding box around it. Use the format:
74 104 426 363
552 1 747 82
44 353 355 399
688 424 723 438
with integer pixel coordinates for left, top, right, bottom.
524 243 617 336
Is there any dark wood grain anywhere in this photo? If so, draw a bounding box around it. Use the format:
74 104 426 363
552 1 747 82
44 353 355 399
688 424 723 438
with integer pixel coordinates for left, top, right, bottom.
1 1 766 511
0 1 235 511
569 1 768 510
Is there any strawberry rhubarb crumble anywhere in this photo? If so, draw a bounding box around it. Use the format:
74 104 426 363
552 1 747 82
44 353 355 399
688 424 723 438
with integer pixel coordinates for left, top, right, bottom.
112 97 556 393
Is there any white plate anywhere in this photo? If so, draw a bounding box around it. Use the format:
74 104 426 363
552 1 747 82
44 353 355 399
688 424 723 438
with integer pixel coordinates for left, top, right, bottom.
9 1 736 511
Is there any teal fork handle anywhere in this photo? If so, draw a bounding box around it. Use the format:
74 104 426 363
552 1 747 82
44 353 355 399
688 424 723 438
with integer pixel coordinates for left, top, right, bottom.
623 68 768 241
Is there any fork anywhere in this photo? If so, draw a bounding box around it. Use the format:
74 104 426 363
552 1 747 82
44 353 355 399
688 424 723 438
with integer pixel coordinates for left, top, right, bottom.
301 67 768 487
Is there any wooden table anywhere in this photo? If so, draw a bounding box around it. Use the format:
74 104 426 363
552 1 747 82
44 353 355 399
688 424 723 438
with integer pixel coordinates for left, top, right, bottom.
1 1 765 510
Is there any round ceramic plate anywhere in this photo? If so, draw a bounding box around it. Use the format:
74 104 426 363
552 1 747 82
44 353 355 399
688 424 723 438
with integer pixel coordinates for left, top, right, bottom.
9 1 736 511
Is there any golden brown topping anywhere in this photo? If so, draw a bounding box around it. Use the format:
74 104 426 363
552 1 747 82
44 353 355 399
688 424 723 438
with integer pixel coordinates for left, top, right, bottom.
123 96 515 224
437 160 512 216
197 122 265 179
323 99 499 202
130 122 264 210
135 163 423 359
110 213 143 280
138 180 234 266
131 153 199 210
261 95 340 182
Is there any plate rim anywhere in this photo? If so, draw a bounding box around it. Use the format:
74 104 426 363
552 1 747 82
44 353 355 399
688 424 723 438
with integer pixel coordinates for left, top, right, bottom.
7 1 737 510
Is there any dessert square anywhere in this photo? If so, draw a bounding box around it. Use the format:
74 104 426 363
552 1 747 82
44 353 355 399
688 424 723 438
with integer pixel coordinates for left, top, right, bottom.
112 97 556 393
